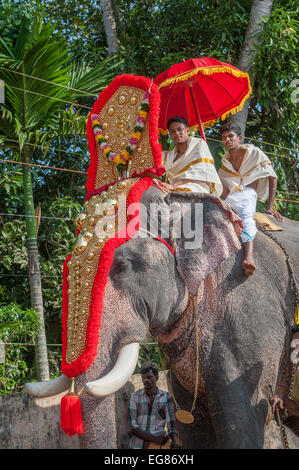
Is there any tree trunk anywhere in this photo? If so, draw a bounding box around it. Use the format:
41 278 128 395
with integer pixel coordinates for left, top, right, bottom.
112 0 125 39
22 147 50 381
100 0 119 54
231 0 273 136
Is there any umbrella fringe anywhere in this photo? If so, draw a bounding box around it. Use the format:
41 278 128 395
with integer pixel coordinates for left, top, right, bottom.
201 88 252 129
158 85 252 136
158 66 252 90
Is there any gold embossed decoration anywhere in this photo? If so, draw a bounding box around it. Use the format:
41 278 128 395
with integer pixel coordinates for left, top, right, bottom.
85 75 164 194
64 179 137 364
61 75 164 380
91 87 151 184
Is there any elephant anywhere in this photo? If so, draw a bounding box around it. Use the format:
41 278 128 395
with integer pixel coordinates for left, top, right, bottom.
26 185 299 449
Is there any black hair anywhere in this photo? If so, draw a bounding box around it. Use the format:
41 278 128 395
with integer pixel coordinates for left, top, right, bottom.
140 361 159 378
167 116 188 130
220 123 242 136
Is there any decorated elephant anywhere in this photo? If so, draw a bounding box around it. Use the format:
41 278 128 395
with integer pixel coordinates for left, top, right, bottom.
25 74 299 449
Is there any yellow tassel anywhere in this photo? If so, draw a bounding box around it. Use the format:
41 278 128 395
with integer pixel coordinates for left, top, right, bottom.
295 306 299 325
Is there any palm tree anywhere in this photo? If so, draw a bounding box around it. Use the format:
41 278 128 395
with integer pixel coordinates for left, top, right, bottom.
0 13 120 380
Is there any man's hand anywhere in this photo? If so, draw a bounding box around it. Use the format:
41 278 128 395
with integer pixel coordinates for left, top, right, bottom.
270 394 285 414
160 182 174 191
266 208 284 223
151 434 169 445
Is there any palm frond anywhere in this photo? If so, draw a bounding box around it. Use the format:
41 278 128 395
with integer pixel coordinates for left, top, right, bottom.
67 55 122 99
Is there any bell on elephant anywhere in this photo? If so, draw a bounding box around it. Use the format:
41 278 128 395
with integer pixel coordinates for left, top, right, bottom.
102 198 118 216
88 216 96 227
82 231 93 241
74 213 86 229
73 231 93 255
73 235 87 254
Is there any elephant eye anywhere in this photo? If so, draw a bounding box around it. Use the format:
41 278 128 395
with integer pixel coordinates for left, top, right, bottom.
118 260 127 269
110 256 129 277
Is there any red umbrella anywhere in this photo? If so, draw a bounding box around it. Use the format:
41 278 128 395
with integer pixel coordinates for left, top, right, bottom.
154 57 252 141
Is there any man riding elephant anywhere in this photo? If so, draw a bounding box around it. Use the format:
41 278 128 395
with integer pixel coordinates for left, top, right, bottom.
161 116 222 196
218 123 283 276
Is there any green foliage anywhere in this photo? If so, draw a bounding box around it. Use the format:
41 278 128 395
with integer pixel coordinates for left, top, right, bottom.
136 342 164 373
118 0 251 76
0 7 121 156
43 0 107 65
0 173 79 325
0 0 40 45
0 302 40 394
244 0 298 195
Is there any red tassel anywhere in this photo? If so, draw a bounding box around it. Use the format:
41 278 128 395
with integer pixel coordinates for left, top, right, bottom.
60 393 84 437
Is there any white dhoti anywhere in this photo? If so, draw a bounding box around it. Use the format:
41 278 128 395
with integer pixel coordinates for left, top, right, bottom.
226 187 257 243
218 144 277 202
163 137 223 197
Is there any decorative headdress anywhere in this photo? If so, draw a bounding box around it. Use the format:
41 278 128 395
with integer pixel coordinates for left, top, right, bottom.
59 74 165 436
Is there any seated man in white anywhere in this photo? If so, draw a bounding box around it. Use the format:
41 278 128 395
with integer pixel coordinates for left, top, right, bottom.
218 123 283 276
161 116 222 197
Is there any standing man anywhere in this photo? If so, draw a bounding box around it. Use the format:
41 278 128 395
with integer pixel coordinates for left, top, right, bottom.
128 361 180 449
160 116 223 197
218 123 283 276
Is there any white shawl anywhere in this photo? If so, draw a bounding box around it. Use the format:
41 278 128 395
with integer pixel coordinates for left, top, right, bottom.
163 137 223 197
218 144 277 202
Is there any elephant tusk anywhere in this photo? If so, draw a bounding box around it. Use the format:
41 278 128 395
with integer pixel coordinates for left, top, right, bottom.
25 374 72 398
85 343 140 398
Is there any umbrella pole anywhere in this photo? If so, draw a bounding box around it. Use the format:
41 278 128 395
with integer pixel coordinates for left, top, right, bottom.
188 83 207 142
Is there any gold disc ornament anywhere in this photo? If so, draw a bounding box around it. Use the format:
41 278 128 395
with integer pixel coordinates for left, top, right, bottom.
175 410 195 424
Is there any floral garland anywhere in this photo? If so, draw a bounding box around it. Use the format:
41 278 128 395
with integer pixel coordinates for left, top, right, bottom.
91 91 150 169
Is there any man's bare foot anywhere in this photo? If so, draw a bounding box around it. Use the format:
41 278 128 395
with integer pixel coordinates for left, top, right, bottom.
242 259 256 276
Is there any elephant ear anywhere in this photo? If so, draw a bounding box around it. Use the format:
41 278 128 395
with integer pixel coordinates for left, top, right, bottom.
166 193 243 296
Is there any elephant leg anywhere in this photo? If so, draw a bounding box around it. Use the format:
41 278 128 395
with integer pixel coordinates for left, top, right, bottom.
206 362 266 449
169 372 217 449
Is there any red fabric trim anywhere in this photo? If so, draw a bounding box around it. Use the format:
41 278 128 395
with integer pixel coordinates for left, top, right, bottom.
85 74 163 194
61 177 154 377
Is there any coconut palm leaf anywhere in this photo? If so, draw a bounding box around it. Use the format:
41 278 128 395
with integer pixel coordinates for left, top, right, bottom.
67 55 121 99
